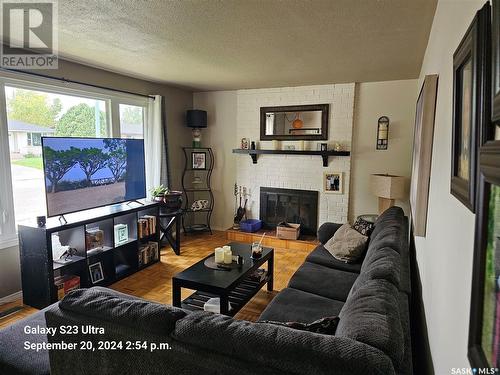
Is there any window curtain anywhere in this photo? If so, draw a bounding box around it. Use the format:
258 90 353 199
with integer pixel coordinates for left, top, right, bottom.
145 95 163 198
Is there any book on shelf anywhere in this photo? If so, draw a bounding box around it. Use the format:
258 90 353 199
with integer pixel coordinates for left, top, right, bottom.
138 241 159 266
54 275 80 300
138 215 157 239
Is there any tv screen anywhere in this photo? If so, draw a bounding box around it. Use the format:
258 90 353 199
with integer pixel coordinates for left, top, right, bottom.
42 137 146 217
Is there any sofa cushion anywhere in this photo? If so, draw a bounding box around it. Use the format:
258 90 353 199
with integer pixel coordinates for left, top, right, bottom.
324 224 368 263
336 279 404 368
175 311 396 375
0 308 50 375
361 246 401 288
258 287 345 323
288 261 358 301
60 287 186 334
370 207 404 247
369 225 404 255
317 222 343 245
306 245 362 273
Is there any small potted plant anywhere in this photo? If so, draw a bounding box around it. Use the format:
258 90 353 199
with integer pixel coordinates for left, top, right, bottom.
150 185 183 211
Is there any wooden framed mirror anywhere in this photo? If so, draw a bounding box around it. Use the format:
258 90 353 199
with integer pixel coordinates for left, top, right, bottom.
260 104 329 140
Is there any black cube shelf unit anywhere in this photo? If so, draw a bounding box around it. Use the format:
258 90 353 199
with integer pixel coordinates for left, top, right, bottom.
19 200 161 309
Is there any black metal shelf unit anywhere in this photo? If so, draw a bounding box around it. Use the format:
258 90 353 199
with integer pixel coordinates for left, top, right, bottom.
181 147 214 234
18 200 161 309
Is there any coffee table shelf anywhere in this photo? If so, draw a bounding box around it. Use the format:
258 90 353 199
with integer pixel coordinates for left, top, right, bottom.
172 242 274 316
181 272 270 316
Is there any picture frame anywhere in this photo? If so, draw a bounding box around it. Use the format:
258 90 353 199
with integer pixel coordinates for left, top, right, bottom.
192 152 206 170
451 3 490 212
324 172 343 194
468 140 500 369
241 138 250 150
493 0 500 125
89 262 104 284
410 74 438 237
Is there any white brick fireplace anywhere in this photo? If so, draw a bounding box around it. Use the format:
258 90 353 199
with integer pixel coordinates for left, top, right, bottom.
235 83 355 225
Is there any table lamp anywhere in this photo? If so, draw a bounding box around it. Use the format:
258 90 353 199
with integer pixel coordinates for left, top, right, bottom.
370 174 407 214
186 110 207 148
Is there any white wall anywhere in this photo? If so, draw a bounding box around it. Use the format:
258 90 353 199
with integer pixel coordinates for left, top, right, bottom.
351 79 418 221
414 0 486 372
193 91 237 230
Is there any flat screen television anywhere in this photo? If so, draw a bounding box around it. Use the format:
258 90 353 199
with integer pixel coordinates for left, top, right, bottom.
41 137 146 217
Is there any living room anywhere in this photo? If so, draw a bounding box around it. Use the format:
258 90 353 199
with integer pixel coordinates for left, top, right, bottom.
0 1 499 374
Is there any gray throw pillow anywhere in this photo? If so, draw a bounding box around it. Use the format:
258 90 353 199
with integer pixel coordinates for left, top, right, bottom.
324 223 368 263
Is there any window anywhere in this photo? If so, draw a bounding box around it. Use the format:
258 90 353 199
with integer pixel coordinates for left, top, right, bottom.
27 133 42 146
119 104 144 139
0 75 148 248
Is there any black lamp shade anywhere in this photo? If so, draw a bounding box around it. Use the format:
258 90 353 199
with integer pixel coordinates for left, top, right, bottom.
186 110 207 128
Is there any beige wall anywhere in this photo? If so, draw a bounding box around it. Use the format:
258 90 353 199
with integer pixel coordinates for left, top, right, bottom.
193 91 237 230
0 59 193 299
414 0 486 372
350 79 418 221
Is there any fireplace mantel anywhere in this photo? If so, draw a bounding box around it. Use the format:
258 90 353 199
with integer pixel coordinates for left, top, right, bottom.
232 148 350 167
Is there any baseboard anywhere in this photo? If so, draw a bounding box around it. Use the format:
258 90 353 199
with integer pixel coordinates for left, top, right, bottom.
0 290 22 306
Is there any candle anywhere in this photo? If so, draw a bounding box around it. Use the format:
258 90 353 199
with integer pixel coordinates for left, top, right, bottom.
223 247 232 264
214 247 224 263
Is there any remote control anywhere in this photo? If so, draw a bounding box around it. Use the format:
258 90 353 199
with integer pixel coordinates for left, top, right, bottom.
217 264 231 271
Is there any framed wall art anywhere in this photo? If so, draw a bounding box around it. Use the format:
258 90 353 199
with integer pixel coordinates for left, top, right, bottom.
468 2 496 370
493 0 500 127
410 74 438 237
451 2 490 212
324 172 343 194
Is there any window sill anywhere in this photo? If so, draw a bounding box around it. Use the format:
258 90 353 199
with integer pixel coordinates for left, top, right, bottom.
0 236 19 250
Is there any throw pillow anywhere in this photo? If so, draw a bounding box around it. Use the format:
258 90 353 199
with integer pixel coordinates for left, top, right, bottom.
353 217 375 236
324 223 368 263
260 316 339 335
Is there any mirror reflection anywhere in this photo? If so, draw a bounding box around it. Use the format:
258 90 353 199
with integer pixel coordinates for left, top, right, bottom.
265 111 323 136
260 104 328 140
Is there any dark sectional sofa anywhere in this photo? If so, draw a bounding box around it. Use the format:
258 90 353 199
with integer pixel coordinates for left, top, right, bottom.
0 206 411 375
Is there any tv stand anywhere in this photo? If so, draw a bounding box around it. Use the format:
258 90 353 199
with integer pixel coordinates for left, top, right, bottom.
127 200 145 206
18 201 162 309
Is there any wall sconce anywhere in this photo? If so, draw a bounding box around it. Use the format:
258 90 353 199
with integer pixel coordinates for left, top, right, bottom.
376 116 390 150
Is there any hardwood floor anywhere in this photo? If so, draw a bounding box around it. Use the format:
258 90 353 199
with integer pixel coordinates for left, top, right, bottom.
0 230 309 329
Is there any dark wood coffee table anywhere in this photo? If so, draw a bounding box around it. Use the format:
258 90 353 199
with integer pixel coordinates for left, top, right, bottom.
172 242 274 316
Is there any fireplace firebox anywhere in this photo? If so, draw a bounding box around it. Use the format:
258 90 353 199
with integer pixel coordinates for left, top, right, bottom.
259 187 319 235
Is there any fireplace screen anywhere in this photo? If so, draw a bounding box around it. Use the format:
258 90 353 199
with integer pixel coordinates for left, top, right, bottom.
259 187 318 235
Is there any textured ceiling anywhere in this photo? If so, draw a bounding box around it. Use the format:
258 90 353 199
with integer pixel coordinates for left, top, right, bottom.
34 0 437 90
